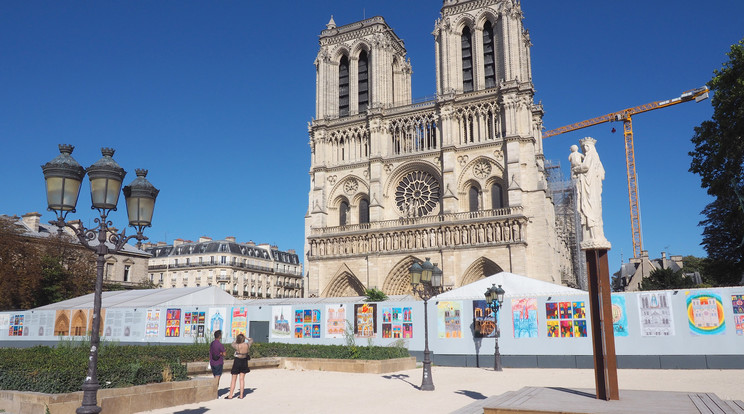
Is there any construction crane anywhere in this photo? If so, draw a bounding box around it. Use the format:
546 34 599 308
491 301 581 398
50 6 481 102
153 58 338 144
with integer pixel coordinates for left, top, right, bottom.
543 86 710 258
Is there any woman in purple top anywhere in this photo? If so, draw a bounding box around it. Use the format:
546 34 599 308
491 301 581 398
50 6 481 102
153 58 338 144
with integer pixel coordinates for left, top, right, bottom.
209 330 226 395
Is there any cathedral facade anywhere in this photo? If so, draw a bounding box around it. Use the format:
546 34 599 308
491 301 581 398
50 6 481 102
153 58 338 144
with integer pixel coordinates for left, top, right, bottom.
304 0 574 298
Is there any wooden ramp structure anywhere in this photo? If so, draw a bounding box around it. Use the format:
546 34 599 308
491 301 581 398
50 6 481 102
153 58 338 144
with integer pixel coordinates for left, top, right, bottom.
452 387 744 414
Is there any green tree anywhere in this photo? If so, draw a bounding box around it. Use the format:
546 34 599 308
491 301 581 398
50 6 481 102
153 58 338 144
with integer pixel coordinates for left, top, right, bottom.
689 38 744 286
0 216 96 310
640 268 696 291
363 288 388 302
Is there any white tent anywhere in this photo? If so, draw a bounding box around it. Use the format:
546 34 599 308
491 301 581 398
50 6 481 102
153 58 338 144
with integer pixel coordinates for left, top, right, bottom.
33 286 240 310
434 272 583 300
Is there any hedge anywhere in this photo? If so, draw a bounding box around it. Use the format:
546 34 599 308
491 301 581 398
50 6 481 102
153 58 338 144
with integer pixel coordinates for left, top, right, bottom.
0 343 188 394
0 340 410 394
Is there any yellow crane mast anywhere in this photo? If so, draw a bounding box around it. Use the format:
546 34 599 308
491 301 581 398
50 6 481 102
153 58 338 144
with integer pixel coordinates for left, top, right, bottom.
543 87 710 258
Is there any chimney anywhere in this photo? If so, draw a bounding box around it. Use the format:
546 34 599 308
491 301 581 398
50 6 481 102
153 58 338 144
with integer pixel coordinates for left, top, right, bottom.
246 240 256 246
671 255 684 269
287 249 296 254
225 236 236 243
157 241 167 247
21 212 42 233
173 238 185 247
198 236 212 243
640 250 649 259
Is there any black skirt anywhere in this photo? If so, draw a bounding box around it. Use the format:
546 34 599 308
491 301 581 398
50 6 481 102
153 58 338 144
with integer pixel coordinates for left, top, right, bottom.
231 357 250 375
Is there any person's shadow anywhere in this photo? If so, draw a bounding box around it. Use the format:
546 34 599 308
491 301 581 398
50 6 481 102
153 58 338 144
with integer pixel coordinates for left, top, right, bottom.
219 387 256 398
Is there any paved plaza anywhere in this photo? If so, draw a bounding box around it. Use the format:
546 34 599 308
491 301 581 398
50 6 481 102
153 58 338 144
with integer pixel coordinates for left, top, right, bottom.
136 366 744 414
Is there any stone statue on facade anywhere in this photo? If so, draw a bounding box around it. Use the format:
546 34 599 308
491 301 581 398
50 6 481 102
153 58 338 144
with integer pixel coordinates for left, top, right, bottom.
571 137 611 249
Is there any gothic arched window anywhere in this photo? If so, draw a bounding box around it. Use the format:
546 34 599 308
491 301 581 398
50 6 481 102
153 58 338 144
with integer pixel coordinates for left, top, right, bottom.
483 21 496 89
491 183 504 209
359 198 370 224
339 201 349 226
339 56 350 117
461 27 473 93
469 186 480 212
358 50 369 112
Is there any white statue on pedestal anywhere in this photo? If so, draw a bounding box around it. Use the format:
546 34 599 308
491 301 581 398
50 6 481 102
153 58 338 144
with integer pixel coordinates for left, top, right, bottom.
571 137 611 250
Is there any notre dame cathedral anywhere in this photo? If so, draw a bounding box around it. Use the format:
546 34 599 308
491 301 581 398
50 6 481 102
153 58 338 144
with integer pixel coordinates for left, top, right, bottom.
304 0 575 298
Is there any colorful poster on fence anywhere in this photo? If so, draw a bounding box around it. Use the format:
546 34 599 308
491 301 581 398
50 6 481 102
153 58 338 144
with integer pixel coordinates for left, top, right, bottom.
183 311 205 338
165 308 181 337
611 295 629 337
354 303 377 338
294 308 321 339
325 305 346 339
512 297 538 338
271 306 292 338
545 300 587 338
8 313 24 337
687 292 725 335
145 308 160 337
231 307 248 338
437 301 462 339
638 291 674 336
382 306 410 339
473 300 497 338
733 294 744 336
208 307 226 336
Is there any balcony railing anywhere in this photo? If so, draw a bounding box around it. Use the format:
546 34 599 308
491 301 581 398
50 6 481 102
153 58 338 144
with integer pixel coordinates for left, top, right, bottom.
148 261 275 273
310 207 522 236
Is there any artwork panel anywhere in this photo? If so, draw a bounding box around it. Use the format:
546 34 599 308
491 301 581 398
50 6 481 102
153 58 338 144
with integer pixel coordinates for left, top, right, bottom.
403 307 412 323
354 303 377 338
294 326 303 338
572 302 586 319
437 301 462 339
545 302 559 320
382 323 392 338
325 305 346 339
231 307 248 338
473 300 496 338
512 297 538 338
382 308 392 324
547 320 559 337
611 295 629 337
271 306 292 338
732 294 744 315
403 323 413 338
637 292 674 336
145 309 160 337
735 315 744 336
295 310 303 324
559 302 572 319
574 320 587 337
560 320 573 337
686 292 725 335
208 308 227 336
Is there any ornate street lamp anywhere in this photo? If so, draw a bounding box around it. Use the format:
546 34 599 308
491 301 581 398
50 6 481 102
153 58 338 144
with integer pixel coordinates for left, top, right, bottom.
42 145 159 414
484 284 506 372
410 257 443 391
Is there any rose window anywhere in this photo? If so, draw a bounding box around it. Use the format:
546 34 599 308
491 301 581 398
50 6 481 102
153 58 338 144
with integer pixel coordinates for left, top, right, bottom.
395 171 440 217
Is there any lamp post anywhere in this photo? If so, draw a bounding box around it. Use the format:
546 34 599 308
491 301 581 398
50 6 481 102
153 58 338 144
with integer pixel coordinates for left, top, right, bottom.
409 257 443 391
484 284 505 372
42 145 159 414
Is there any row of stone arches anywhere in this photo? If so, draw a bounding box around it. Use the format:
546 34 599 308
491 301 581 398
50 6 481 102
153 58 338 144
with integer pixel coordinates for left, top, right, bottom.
320 256 503 297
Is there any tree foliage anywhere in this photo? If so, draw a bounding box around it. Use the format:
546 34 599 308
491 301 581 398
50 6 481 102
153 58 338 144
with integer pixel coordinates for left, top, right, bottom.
363 288 388 302
639 268 696 291
689 38 744 286
0 217 96 310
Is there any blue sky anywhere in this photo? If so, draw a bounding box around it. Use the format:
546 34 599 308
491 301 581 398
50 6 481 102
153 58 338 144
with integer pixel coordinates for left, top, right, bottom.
1 1 742 274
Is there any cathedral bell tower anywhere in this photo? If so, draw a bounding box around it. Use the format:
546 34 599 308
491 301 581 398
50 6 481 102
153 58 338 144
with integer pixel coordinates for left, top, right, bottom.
304 2 575 299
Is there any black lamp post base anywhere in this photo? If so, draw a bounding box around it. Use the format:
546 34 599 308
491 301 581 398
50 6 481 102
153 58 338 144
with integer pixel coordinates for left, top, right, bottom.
76 381 102 414
421 357 435 391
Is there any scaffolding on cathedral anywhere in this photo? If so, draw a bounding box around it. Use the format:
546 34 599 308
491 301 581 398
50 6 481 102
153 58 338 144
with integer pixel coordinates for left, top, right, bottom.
545 161 586 290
